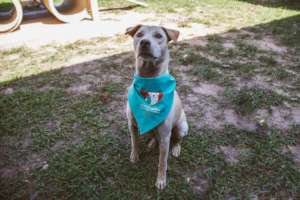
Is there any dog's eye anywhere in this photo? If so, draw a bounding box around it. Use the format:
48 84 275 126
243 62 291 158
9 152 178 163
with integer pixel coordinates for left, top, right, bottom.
136 32 144 38
154 33 162 39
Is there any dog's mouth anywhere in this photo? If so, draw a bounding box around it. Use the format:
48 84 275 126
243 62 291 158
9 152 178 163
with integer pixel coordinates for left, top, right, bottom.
138 52 158 60
138 46 158 60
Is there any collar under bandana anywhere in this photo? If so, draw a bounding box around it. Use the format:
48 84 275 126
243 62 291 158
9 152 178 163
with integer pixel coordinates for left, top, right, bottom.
128 73 176 134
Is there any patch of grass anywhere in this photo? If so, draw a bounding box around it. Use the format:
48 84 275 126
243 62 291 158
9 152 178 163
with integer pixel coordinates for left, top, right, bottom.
0 170 28 200
189 127 300 199
233 63 256 78
31 126 65 151
270 67 291 80
35 135 198 199
67 95 111 131
223 48 236 58
175 46 229 82
0 46 32 62
177 84 193 96
191 17 213 26
222 42 261 60
192 65 220 81
102 82 123 94
0 90 66 138
0 36 115 82
138 0 197 13
175 47 224 81
31 126 300 199
177 20 192 28
259 55 278 66
207 35 223 43
270 15 300 48
134 0 300 31
206 35 225 53
209 146 300 199
235 41 259 57
98 0 139 9
176 47 223 67
206 41 225 54
0 0 11 12
177 49 201 65
224 87 285 114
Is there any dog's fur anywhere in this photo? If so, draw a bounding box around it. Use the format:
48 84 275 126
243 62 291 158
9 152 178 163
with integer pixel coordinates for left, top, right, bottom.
125 25 188 190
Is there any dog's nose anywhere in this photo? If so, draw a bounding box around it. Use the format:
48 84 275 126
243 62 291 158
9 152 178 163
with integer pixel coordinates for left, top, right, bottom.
140 39 151 48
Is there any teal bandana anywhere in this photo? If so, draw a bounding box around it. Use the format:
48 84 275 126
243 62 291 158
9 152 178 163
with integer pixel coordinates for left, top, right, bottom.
128 73 176 135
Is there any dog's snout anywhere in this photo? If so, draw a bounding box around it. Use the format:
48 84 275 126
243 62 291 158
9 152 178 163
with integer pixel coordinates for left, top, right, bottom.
140 39 151 48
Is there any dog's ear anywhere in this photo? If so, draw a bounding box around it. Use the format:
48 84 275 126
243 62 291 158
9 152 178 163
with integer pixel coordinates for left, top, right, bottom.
125 24 142 37
163 28 180 42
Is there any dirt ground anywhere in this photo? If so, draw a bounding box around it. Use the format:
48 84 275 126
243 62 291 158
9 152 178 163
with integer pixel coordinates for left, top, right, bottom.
0 10 220 49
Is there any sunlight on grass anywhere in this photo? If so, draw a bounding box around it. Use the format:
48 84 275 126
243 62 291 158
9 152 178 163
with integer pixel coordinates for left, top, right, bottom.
137 0 300 30
1 0 299 83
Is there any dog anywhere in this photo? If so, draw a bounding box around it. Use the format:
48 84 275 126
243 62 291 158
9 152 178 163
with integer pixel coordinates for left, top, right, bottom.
125 25 188 190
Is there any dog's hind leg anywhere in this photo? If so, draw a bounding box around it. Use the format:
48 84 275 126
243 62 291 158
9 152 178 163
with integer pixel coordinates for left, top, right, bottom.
171 110 188 158
145 131 157 152
147 138 157 151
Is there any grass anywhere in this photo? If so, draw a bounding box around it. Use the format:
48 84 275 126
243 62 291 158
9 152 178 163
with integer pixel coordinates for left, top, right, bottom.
1 0 300 199
30 127 300 199
136 0 300 31
270 67 291 80
233 63 256 78
0 0 11 11
224 87 285 115
259 55 278 66
191 65 220 81
35 135 197 199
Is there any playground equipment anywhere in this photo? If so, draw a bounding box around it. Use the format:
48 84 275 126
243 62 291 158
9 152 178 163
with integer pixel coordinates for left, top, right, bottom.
42 0 98 23
0 0 23 33
0 0 147 33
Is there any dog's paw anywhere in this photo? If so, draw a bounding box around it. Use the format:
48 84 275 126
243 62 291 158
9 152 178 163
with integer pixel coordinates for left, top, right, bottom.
171 144 181 158
155 177 167 190
130 151 139 163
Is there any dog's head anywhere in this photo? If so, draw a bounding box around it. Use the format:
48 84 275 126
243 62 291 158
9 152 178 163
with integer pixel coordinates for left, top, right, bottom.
126 25 179 75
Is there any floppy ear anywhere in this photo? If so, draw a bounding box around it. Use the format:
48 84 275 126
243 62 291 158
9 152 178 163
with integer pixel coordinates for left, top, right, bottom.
163 28 180 42
125 24 142 37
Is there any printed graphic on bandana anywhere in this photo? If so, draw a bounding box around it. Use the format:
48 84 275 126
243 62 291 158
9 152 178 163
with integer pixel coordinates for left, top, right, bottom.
140 89 163 106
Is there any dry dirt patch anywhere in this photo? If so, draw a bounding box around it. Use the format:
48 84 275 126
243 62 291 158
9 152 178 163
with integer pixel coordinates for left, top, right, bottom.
192 83 224 97
66 83 92 95
255 106 300 130
217 145 240 165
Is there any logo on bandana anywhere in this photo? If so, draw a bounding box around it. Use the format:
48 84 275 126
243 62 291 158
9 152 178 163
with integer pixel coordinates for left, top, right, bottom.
140 90 163 106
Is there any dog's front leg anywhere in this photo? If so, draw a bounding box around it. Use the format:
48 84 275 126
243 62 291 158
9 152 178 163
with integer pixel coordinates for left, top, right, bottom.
128 119 139 163
155 126 171 190
127 104 139 163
